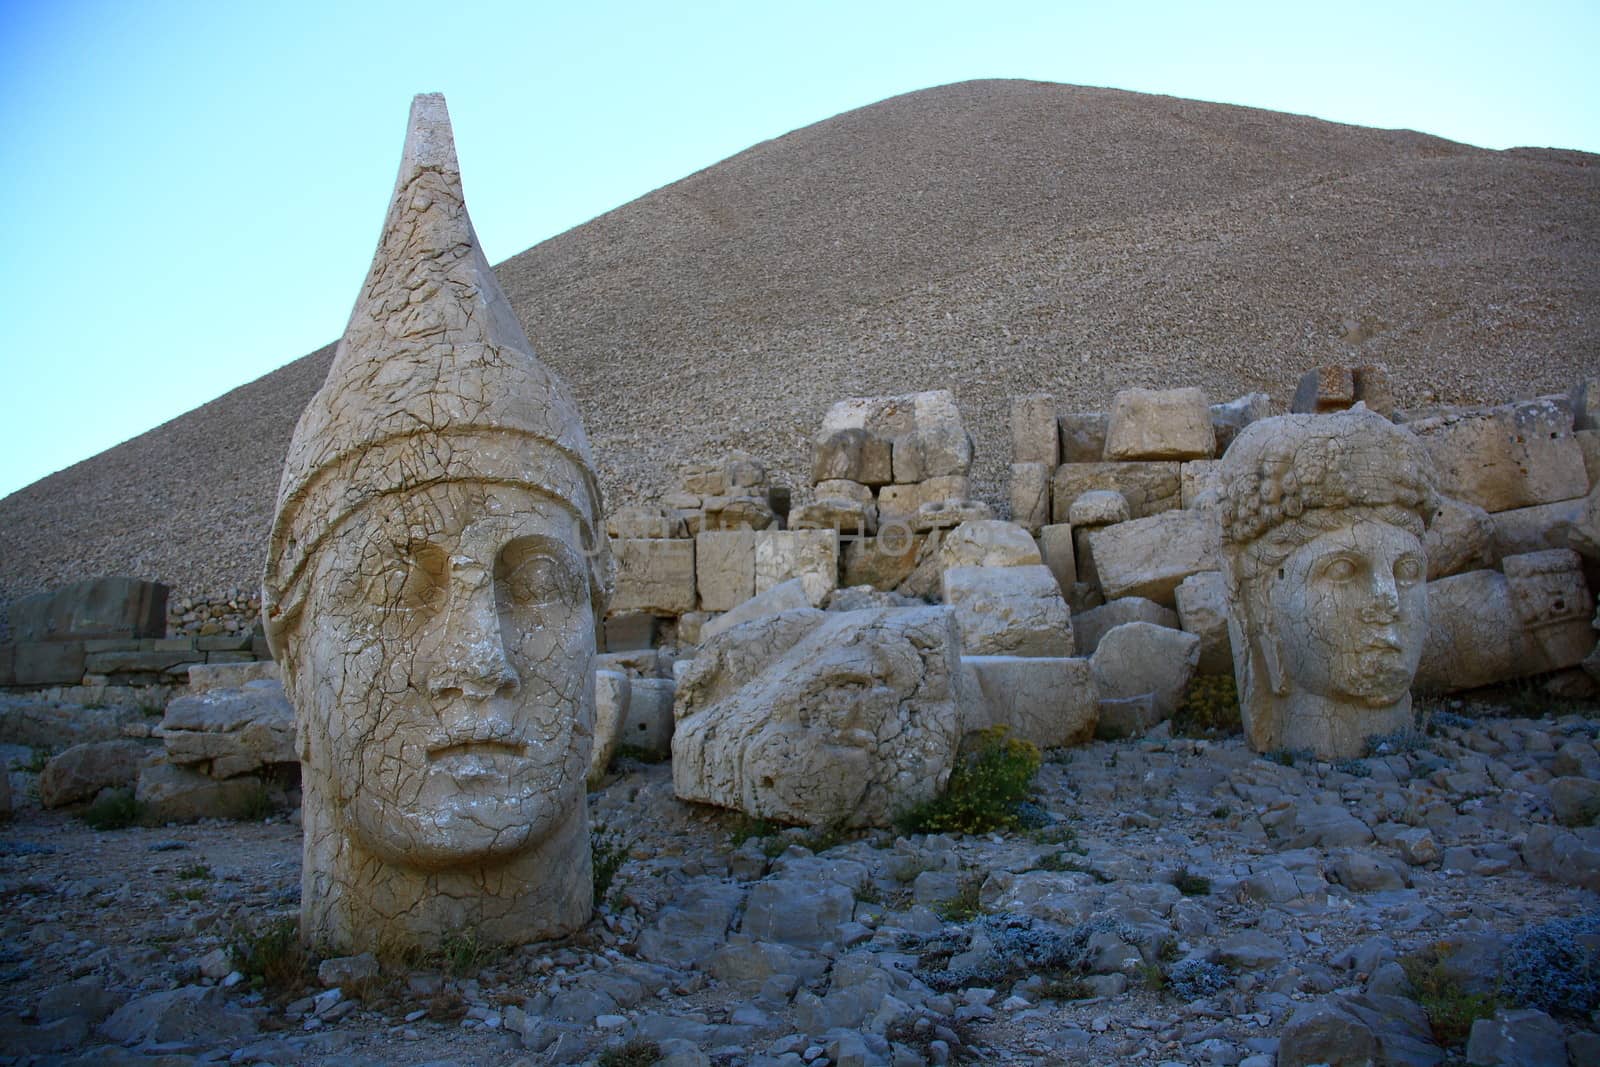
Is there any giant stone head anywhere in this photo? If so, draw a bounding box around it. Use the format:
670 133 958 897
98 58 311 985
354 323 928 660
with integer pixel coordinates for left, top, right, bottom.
1216 408 1435 759
263 95 605 953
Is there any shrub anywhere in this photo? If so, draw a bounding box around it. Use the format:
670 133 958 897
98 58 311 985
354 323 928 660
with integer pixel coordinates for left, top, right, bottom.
591 827 629 909
896 728 1041 835
239 784 278 821
1264 747 1314 767
176 862 213 881
1332 757 1372 777
905 912 1140 993
598 1039 661 1067
1172 868 1211 896
1401 943 1501 1048
934 874 984 923
1500 912 1600 1016
229 916 313 997
1167 959 1232 999
437 929 499 978
1171 675 1242 738
81 790 144 830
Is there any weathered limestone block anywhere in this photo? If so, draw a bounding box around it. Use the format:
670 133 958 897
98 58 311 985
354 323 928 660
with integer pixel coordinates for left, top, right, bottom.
811 429 892 486
1425 496 1497 579
1572 482 1600 561
136 763 273 823
1489 496 1588 559
701 495 777 532
959 656 1097 750
1052 463 1180 523
673 607 965 828
891 413 973 484
755 530 839 607
1071 597 1178 656
911 499 992 533
1578 430 1600 489
9 578 169 643
1572 378 1599 431
589 671 630 786
38 739 151 808
1037 524 1076 594
260 96 603 953
1090 622 1199 723
1010 394 1059 466
9 642 87 686
1009 462 1051 533
1217 410 1436 759
1416 569 1522 691
701 578 813 643
1057 412 1108 463
607 505 686 540
1087 509 1217 607
939 520 1042 570
1181 461 1223 510
1104 387 1215 461
1291 365 1392 416
602 613 656 653
941 565 1073 657
612 539 697 615
814 479 874 505
621 678 676 759
1505 549 1596 673
842 533 928 592
878 476 970 524
161 680 296 778
1210 392 1273 453
696 530 756 613
1174 571 1234 675
187 661 281 692
789 500 876 536
1068 489 1130 527
1404 397 1588 513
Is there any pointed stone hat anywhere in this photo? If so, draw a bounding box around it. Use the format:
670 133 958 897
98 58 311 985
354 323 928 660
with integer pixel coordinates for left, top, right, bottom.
263 94 604 644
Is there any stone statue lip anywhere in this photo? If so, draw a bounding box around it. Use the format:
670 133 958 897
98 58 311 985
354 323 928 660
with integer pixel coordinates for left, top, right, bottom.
426 739 529 762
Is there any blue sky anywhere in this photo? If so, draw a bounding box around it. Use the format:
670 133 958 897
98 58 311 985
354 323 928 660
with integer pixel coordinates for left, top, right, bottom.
1 0 1596 501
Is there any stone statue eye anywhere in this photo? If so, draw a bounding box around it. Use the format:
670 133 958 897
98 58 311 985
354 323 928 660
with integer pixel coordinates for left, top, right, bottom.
497 546 579 609
369 543 446 612
1394 557 1424 584
1321 557 1359 582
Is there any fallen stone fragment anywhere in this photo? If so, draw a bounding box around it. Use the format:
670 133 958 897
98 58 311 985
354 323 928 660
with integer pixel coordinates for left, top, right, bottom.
942 565 1074 657
1090 622 1198 720
38 739 150 808
1104 386 1215 460
959 655 1097 749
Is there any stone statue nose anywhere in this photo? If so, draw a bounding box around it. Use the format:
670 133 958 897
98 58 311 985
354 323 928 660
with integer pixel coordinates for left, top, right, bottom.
428 576 521 700
1362 567 1401 621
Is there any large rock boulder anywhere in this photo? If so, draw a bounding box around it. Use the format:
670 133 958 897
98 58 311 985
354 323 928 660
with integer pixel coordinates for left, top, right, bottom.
1086 509 1216 607
941 565 1073 657
673 607 964 827
160 680 295 779
1091 622 1199 721
939 520 1042 570
959 655 1097 750
38 739 151 808
1103 387 1215 460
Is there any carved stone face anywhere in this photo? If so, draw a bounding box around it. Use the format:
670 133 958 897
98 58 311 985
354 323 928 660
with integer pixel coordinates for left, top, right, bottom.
1267 519 1428 708
296 481 593 869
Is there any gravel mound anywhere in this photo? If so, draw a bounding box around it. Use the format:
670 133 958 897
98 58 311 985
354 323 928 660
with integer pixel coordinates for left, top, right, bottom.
2 79 1596 609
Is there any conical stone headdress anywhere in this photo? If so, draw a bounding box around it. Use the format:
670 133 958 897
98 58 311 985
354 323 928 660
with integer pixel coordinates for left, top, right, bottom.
263 94 604 647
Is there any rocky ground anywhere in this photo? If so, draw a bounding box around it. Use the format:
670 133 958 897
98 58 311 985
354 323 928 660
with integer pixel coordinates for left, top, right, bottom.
4 696 1600 1066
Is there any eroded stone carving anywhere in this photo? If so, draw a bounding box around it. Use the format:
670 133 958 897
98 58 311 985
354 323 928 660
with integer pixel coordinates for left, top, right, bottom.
262 95 605 953
1217 409 1435 758
672 607 964 828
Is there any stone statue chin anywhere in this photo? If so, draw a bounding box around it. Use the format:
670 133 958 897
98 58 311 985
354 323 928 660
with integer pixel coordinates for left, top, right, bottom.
1218 408 1436 759
263 95 605 953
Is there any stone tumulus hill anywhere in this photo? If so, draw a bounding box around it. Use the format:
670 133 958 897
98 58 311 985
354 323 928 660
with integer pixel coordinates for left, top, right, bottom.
2 78 1598 608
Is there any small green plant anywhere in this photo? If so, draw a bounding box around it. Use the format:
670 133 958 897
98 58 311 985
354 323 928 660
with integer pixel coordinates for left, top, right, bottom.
437 929 499 978
1401 943 1501 1048
1264 747 1314 767
934 874 984 923
1171 675 1242 738
597 1038 662 1067
176 862 213 881
591 827 629 909
728 814 780 848
1209 803 1230 820
1332 757 1372 778
1136 960 1167 992
229 916 314 997
166 886 206 902
1036 976 1093 1000
80 790 144 830
896 728 1041 835
1028 822 1083 851
1172 868 1212 897
239 784 278 821
23 747 52 773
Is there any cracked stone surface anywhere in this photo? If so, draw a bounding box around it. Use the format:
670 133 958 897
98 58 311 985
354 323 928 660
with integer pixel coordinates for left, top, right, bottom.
1217 409 1437 759
260 94 606 953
